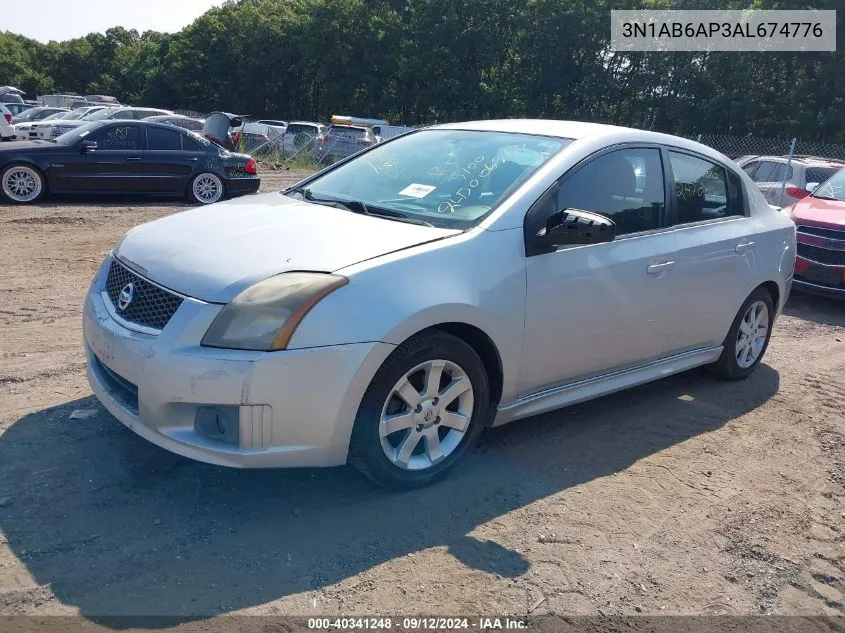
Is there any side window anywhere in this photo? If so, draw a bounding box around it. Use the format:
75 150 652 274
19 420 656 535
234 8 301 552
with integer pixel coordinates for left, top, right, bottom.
146 126 182 151
90 125 141 150
555 148 665 235
668 151 743 224
752 161 779 182
182 133 203 152
742 161 759 177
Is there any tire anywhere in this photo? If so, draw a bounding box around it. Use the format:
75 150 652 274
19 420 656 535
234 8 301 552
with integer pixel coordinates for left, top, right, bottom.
188 172 225 205
1 163 45 204
348 330 491 489
707 287 775 380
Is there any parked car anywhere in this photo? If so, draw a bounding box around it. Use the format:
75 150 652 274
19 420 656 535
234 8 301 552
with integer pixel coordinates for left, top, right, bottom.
23 106 111 140
85 95 121 106
372 124 412 143
237 121 284 153
2 103 33 117
0 86 26 104
29 106 173 135
11 106 69 124
736 155 845 208
282 121 327 157
0 120 260 205
81 119 795 489
144 114 205 132
322 124 376 163
784 168 845 298
0 104 14 141
256 119 288 129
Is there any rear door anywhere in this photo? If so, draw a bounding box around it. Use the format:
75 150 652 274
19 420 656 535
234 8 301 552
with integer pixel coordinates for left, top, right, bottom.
658 149 756 349
54 123 145 192
141 125 198 193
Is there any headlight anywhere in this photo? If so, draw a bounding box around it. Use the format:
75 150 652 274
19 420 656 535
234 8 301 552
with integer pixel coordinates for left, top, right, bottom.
201 273 348 351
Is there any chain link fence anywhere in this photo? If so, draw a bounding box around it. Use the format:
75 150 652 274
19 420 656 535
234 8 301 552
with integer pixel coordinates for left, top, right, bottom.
691 133 845 162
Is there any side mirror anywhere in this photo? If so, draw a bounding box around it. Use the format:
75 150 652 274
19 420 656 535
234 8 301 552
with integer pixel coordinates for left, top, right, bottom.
80 140 97 154
536 208 616 248
806 182 820 193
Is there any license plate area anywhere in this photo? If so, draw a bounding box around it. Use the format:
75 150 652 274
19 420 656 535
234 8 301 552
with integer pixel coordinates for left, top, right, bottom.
804 265 842 287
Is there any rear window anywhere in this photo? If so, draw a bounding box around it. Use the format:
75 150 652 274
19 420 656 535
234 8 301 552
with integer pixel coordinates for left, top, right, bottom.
286 124 318 135
805 166 841 185
328 125 368 139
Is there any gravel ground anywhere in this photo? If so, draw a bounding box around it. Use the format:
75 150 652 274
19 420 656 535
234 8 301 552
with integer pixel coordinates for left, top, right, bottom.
0 167 843 622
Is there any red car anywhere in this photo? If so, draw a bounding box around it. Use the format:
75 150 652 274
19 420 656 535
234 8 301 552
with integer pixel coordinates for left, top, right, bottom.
786 167 845 298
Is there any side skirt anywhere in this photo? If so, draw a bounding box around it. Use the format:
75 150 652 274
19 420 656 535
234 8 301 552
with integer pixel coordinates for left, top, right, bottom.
493 346 723 427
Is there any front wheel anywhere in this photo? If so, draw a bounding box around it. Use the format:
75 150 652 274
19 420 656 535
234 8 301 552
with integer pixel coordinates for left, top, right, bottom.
708 287 775 380
348 331 491 489
188 172 225 205
1 163 45 203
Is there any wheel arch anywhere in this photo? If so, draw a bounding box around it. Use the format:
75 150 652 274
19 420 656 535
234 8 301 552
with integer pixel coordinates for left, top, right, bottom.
0 160 49 199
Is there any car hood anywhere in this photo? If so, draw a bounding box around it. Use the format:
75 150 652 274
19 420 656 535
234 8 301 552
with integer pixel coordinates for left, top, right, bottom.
115 192 460 303
0 140 58 151
789 196 845 228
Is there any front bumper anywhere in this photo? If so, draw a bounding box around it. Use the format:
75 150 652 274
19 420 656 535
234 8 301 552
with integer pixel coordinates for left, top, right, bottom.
793 256 845 299
83 259 394 467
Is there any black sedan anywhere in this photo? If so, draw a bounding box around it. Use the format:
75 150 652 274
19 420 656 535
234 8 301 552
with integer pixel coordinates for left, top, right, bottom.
0 120 260 204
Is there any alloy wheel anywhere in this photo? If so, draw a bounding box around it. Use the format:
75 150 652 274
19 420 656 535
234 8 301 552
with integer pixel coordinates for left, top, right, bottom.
735 300 769 369
2 166 42 202
379 359 474 471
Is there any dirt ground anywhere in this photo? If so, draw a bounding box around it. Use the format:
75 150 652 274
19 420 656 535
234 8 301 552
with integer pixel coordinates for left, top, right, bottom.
0 166 843 623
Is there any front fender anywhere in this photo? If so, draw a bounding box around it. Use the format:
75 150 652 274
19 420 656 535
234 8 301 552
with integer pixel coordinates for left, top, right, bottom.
288 228 527 405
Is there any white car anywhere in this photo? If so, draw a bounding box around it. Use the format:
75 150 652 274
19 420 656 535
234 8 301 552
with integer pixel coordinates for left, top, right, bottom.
0 104 13 141
83 119 796 488
23 106 110 140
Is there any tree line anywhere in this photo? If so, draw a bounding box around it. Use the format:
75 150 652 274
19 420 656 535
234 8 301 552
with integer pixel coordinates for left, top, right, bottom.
1 0 843 142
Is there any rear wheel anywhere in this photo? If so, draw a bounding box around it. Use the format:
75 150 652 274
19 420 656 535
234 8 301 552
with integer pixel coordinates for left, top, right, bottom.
348 331 490 489
188 172 224 205
708 287 774 380
1 163 44 203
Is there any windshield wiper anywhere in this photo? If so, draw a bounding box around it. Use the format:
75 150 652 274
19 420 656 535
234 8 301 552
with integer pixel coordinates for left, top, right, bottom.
287 188 434 227
810 193 838 201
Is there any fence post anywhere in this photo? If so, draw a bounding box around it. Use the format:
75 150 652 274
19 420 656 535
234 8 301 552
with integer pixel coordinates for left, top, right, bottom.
778 138 797 208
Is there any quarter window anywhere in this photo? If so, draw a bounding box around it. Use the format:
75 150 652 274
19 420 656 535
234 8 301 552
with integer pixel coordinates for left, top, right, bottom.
555 148 665 235
668 151 743 224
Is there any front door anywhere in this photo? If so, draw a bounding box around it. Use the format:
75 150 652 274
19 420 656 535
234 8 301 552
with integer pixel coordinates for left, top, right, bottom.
519 146 681 396
58 123 145 193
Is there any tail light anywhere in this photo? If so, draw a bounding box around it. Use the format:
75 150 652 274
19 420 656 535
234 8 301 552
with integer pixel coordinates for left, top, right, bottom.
3 114 10 123
244 158 257 175
785 186 810 200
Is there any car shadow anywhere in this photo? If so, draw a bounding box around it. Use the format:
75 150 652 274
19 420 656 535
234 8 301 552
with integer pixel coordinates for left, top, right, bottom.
0 364 780 624
784 292 845 327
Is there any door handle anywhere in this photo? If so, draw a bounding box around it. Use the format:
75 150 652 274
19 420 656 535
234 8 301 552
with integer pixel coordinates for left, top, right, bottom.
647 261 675 274
125 157 141 161
736 241 756 254
185 157 198 162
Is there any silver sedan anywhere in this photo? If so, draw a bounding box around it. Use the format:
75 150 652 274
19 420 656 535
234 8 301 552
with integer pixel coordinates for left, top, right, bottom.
83 119 796 488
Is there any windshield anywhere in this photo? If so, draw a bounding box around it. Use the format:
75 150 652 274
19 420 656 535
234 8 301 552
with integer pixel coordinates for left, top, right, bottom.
84 108 120 121
54 121 105 145
812 168 845 202
288 129 569 229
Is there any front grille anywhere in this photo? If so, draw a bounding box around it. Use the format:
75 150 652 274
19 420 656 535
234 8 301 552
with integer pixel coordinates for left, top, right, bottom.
796 243 845 266
797 225 845 240
105 259 184 330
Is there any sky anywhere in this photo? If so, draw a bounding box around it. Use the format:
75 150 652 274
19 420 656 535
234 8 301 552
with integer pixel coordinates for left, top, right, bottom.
3 0 224 43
